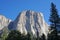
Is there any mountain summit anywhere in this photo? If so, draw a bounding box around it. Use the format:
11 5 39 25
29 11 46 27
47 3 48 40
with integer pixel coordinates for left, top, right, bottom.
0 10 49 38
13 10 49 37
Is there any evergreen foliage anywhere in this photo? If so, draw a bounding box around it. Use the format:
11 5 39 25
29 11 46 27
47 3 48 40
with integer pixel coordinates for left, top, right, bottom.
5 30 24 40
48 2 60 40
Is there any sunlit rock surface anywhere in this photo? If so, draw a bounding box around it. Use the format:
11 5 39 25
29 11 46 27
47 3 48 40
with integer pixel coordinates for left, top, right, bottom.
13 10 49 37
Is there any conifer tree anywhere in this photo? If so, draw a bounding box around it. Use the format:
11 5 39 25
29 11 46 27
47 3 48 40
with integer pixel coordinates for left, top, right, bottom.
49 2 59 33
49 2 59 40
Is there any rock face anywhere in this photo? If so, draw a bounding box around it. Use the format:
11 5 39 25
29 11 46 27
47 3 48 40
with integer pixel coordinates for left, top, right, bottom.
0 10 49 38
0 15 11 30
13 10 49 37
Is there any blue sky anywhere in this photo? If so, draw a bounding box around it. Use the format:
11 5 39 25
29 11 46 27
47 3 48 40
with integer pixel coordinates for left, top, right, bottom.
0 0 60 24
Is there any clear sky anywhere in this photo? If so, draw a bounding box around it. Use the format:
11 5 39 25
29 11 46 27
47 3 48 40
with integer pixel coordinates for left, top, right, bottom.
0 0 60 24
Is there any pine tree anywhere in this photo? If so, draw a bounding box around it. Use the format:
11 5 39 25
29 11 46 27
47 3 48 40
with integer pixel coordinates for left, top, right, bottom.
49 2 60 40
41 34 46 40
49 2 59 29
27 32 34 40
